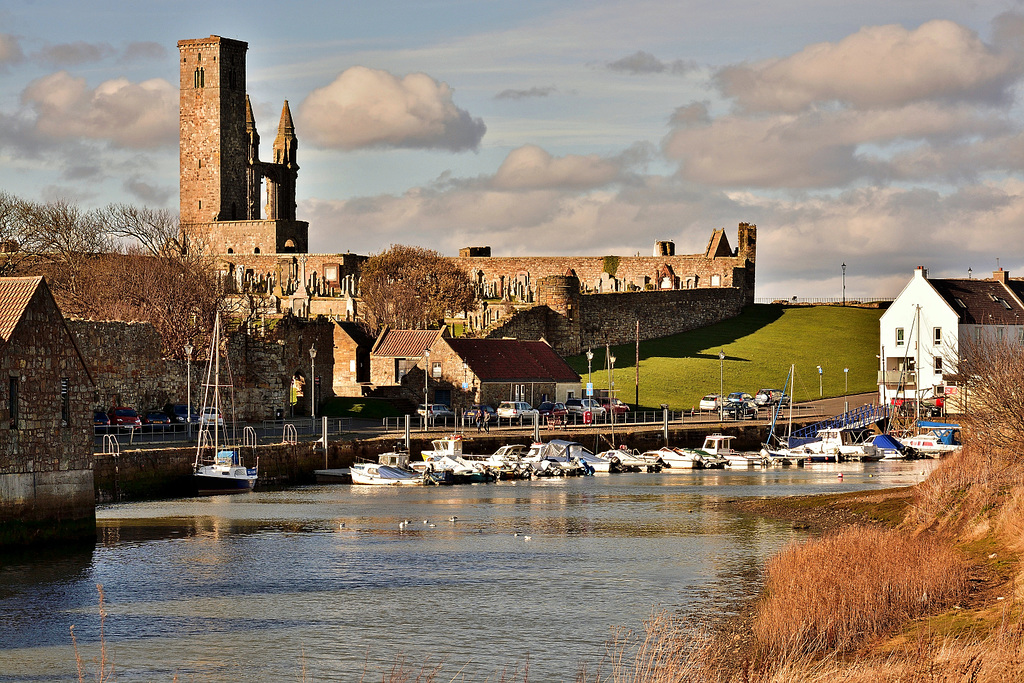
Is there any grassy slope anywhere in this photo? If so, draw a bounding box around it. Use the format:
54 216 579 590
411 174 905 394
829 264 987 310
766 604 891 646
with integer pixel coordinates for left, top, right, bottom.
566 304 884 411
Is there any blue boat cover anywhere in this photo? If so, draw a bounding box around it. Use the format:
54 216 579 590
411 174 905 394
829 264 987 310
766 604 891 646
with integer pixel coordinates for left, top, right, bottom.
872 434 905 452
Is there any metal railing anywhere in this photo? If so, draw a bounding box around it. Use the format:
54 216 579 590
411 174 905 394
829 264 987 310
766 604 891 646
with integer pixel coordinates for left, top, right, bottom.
94 417 353 450
787 403 889 446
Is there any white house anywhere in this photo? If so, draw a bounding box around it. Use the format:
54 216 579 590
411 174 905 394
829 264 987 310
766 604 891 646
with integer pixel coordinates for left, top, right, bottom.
879 266 1024 406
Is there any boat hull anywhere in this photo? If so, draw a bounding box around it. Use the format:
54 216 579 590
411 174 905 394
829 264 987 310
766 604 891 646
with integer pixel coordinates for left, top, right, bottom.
194 465 257 495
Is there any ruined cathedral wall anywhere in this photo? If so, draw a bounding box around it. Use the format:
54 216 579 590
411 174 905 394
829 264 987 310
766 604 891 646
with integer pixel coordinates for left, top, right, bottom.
452 253 749 297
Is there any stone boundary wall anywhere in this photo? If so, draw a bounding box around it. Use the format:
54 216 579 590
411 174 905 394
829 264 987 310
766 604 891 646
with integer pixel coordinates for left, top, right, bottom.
484 287 746 355
67 317 336 422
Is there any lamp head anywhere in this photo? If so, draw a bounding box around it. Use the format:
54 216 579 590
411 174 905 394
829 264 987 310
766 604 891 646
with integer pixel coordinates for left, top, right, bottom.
184 343 193 357
309 345 317 359
586 350 593 361
719 350 725 361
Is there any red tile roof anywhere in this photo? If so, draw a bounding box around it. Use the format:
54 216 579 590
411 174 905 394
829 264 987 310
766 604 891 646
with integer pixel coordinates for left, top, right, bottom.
372 328 445 358
0 277 43 343
447 338 580 383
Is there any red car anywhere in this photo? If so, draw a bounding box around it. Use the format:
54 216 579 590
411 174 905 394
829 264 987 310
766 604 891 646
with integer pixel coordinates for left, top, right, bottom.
599 397 630 414
108 407 142 431
537 402 569 419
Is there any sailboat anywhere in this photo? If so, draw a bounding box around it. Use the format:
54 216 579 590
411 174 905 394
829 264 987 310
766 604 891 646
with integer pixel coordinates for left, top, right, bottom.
760 365 803 466
193 313 258 494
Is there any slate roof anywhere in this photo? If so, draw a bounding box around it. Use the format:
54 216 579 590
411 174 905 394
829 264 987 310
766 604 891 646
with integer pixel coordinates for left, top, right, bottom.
372 328 445 358
446 338 581 383
929 278 1024 325
0 276 43 343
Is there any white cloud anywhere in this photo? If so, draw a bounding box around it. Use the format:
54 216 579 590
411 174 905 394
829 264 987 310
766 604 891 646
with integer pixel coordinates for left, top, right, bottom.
298 66 486 151
491 145 620 190
664 102 1009 188
607 50 695 75
717 20 1019 113
36 41 114 67
21 71 177 149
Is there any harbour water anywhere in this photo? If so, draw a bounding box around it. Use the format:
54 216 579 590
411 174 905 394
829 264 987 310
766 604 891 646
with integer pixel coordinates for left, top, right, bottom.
0 461 935 682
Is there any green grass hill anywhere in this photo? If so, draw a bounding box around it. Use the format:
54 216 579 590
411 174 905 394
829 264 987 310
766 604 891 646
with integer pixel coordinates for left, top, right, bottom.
567 304 884 411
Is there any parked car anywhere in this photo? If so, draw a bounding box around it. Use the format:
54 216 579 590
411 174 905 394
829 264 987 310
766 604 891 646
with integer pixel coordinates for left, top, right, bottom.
598 397 630 415
199 406 224 427
699 394 722 411
93 410 110 433
497 401 539 419
724 392 758 419
564 398 606 420
463 404 496 424
164 403 199 424
416 404 455 421
108 407 142 431
754 389 790 407
142 411 171 431
537 402 569 420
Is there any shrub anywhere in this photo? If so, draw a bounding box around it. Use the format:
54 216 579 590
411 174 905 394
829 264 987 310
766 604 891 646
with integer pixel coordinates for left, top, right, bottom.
753 526 969 653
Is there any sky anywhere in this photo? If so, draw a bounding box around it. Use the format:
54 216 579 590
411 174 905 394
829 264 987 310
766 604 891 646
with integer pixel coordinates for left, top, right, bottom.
2 1 1024 299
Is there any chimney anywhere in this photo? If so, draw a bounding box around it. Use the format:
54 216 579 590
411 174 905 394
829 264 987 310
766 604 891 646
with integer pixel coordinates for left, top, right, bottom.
915 266 928 279
993 268 1009 284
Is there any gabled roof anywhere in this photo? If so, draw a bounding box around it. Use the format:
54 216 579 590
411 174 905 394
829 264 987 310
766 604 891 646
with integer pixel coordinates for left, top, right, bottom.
0 276 45 343
704 229 733 258
929 279 1024 325
335 320 374 348
372 328 446 358
446 338 581 383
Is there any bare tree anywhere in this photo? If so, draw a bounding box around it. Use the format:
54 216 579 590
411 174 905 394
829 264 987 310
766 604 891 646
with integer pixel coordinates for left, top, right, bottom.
359 244 476 331
102 203 185 257
952 335 1024 462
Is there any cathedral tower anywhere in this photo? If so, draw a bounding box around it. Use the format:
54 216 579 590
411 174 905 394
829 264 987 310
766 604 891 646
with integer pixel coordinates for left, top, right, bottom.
178 35 308 254
178 36 249 224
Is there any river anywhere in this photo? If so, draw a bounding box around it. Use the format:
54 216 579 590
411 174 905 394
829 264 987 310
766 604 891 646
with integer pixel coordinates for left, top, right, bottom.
0 461 935 682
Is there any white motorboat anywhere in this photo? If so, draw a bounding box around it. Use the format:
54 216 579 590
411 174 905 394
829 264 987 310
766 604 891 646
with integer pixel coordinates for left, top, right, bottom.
595 446 656 472
523 440 598 475
193 313 257 495
697 434 765 467
350 462 423 485
781 428 879 463
900 422 961 456
641 446 725 469
413 434 496 483
863 434 910 460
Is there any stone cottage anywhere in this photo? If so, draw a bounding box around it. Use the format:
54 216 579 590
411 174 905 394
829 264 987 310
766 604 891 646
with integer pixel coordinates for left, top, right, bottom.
0 277 95 546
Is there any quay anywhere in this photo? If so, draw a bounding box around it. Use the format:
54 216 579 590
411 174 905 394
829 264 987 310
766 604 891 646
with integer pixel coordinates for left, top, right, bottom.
93 395 869 502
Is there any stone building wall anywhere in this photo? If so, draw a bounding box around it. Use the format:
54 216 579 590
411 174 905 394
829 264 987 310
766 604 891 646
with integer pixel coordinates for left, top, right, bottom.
0 282 95 546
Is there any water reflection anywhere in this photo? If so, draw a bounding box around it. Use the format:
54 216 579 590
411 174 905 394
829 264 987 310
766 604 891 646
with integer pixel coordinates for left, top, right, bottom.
0 463 934 682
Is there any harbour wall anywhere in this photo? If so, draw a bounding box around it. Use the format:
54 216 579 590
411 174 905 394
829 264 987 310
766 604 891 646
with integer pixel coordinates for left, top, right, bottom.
93 422 777 502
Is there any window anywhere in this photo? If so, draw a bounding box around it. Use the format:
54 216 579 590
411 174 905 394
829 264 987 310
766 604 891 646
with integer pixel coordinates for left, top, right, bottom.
998 327 1006 341
60 378 69 427
973 327 981 342
896 327 905 346
934 357 943 373
710 274 721 286
933 327 942 345
431 362 442 378
8 376 17 429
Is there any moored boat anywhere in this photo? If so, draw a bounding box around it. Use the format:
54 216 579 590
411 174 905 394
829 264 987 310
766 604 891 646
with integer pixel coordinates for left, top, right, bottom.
193 313 257 495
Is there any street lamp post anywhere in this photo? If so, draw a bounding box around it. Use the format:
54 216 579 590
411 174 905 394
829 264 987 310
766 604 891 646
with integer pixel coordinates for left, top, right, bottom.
586 348 593 395
423 348 430 432
719 350 725 420
309 345 317 420
184 343 193 438
842 262 846 306
462 361 469 425
844 367 849 414
817 365 823 397
609 353 616 429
